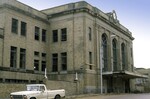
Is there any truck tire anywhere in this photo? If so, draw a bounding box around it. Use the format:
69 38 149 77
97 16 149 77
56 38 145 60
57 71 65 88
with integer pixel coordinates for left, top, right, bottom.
55 95 61 99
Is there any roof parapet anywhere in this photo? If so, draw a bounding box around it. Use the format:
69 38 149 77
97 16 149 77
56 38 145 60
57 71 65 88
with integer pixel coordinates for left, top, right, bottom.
42 1 132 37
0 0 47 20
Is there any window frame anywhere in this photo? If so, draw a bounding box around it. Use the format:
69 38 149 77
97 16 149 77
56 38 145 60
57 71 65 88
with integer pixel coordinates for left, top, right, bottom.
10 46 17 68
121 43 126 70
21 21 27 36
20 48 26 69
34 51 39 57
89 27 92 41
52 53 58 72
52 30 58 42
61 28 67 41
41 61 46 72
42 53 46 58
89 51 92 70
112 39 118 71
34 26 40 40
42 29 46 42
61 52 67 71
102 34 108 71
34 60 39 71
11 18 18 34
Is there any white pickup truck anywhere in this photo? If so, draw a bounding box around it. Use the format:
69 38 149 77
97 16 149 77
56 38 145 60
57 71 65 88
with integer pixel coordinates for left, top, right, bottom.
10 84 65 99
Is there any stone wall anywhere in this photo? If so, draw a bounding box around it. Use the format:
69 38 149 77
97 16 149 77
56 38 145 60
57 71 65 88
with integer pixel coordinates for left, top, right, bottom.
0 83 26 98
45 80 77 96
0 80 77 98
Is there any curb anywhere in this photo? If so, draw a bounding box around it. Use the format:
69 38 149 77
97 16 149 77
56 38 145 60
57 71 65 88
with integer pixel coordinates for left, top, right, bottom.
66 94 99 99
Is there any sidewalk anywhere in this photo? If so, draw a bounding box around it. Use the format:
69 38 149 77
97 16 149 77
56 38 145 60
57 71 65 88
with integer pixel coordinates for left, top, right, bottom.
66 94 100 99
66 93 130 99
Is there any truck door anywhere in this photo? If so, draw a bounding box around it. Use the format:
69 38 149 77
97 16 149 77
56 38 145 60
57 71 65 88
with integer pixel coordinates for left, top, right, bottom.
47 91 54 99
40 86 48 99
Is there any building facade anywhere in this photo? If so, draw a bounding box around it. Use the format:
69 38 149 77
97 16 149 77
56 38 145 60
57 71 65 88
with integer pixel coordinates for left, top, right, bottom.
0 0 144 94
131 68 149 93
0 0 50 84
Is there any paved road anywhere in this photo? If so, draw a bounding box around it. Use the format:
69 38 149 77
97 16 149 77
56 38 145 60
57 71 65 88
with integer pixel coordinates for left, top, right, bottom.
75 94 150 99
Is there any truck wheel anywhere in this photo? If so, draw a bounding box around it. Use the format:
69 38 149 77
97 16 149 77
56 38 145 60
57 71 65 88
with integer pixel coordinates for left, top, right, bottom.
55 95 61 99
30 97 36 99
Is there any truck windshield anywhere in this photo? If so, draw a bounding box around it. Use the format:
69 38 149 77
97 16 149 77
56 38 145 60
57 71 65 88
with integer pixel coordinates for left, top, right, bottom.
27 86 40 91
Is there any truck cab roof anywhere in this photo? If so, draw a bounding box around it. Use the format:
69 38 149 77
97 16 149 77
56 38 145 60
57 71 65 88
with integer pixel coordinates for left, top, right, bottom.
27 84 46 86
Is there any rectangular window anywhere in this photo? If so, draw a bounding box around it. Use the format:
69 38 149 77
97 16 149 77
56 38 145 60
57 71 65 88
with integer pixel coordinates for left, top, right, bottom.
89 27 92 41
41 61 46 72
10 46 17 68
131 48 133 57
61 28 67 41
35 26 40 40
34 60 39 71
20 48 26 69
21 21 27 36
52 53 58 72
11 18 18 34
42 53 46 58
89 52 92 69
53 30 58 42
34 51 39 56
42 29 46 42
61 52 67 71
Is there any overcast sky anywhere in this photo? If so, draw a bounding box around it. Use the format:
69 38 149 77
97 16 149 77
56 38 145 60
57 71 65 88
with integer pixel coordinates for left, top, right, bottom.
18 0 150 69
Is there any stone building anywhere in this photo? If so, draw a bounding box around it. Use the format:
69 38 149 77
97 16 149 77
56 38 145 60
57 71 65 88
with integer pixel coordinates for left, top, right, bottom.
0 0 49 84
0 0 145 95
131 68 149 93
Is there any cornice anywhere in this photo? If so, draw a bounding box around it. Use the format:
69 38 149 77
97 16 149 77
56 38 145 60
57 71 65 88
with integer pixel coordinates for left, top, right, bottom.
0 4 49 24
48 7 134 40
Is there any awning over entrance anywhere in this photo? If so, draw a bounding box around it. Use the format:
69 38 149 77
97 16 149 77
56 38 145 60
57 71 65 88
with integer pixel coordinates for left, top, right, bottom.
103 70 148 79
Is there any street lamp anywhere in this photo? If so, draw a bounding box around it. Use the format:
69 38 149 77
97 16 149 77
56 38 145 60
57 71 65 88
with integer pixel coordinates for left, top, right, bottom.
44 68 48 79
100 34 116 94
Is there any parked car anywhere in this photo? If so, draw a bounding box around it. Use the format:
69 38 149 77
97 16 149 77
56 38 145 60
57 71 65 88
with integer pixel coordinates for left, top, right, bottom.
10 84 65 99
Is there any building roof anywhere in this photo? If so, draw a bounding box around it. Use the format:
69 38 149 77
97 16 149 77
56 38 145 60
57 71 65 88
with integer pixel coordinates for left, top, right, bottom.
0 0 49 24
42 1 134 40
103 70 148 79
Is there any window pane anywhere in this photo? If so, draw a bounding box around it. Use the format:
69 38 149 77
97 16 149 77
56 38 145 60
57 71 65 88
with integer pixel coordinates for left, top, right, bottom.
53 30 58 42
52 53 58 72
34 51 39 56
42 29 46 42
20 48 26 69
41 61 46 71
112 39 117 71
42 53 46 58
102 34 108 71
61 28 67 41
10 46 17 68
89 52 92 70
89 27 92 41
35 26 40 40
21 21 27 36
121 43 126 70
11 18 18 34
61 52 67 71
34 60 39 71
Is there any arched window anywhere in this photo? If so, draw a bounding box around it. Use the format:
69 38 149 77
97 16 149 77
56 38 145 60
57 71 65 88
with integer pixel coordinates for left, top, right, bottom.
112 39 117 71
101 34 108 71
121 43 126 70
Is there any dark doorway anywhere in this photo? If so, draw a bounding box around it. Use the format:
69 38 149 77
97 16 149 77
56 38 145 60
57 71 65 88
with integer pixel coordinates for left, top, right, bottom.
125 79 130 93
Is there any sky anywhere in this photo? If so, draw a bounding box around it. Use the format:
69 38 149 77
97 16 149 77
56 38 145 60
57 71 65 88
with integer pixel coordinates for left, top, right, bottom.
17 0 150 69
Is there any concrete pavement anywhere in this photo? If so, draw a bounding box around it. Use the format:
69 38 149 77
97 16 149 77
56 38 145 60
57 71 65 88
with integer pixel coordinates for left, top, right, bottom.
66 93 150 99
